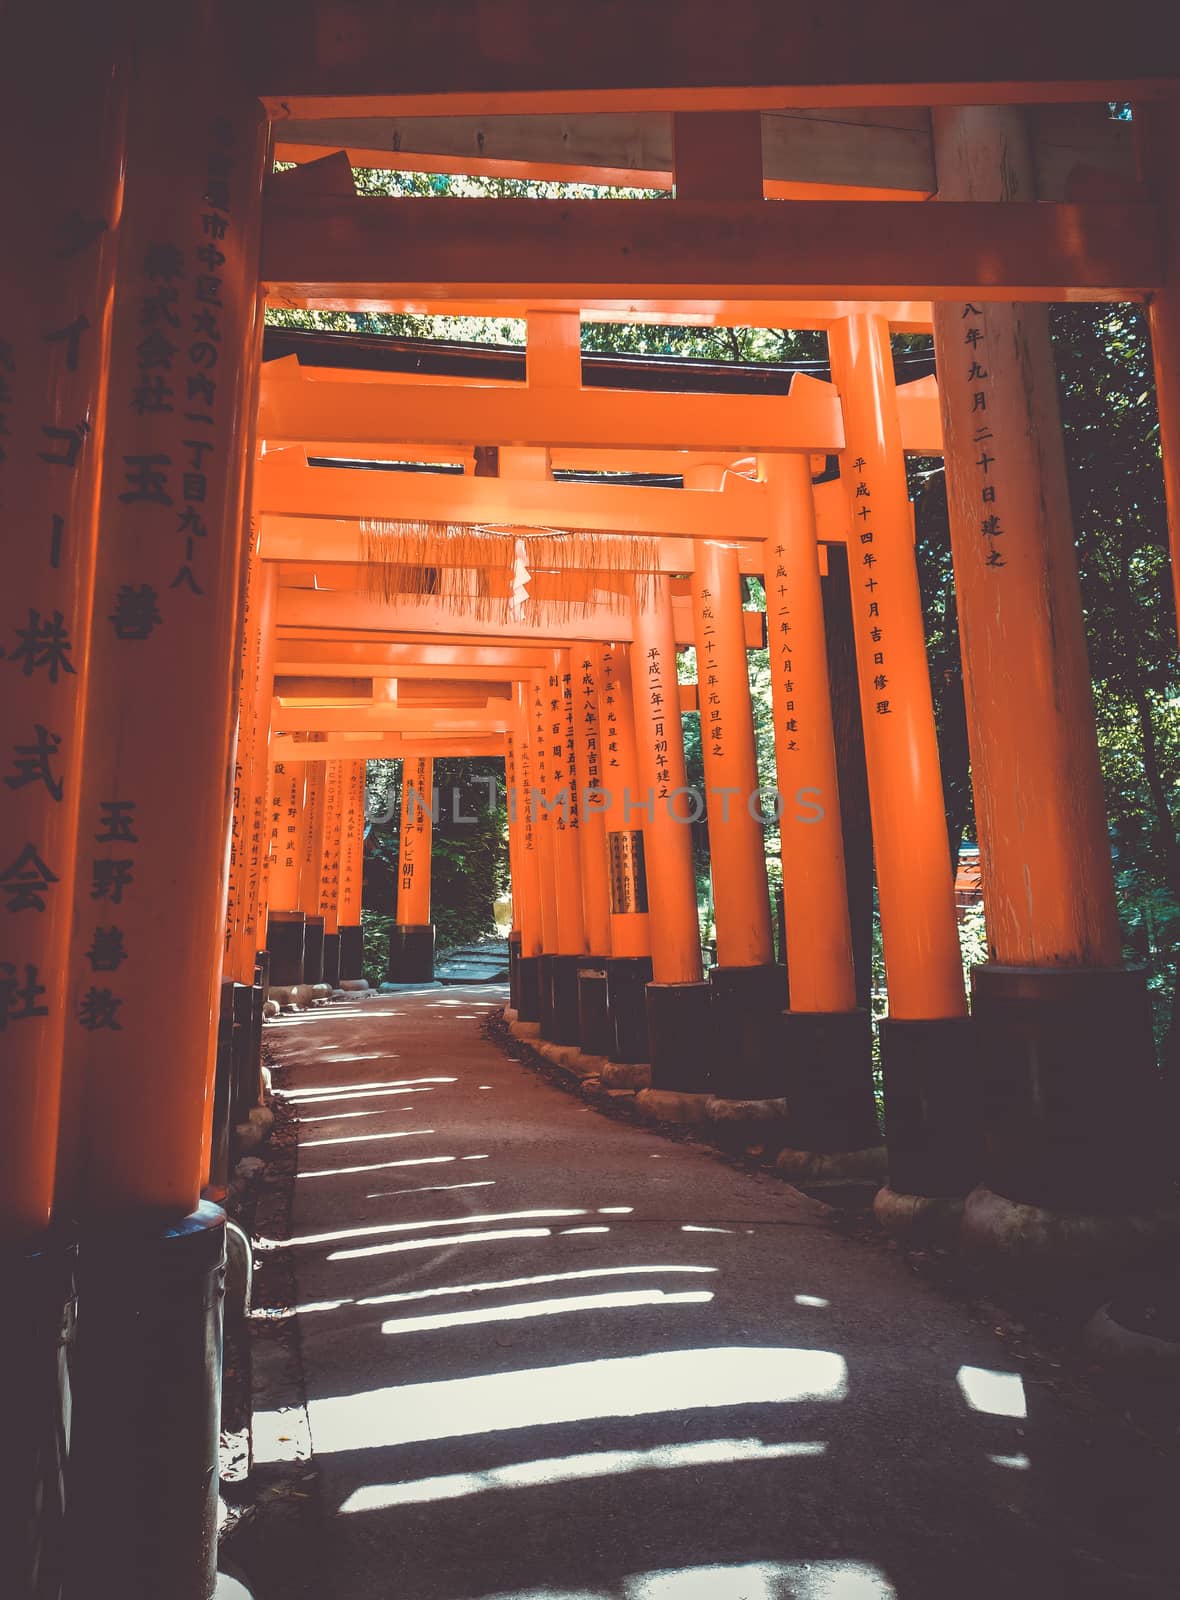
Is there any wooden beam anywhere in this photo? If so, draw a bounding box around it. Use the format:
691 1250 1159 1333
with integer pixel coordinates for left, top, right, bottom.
271 106 1133 202
251 1 1180 114
272 703 512 733
256 457 773 539
273 641 558 671
258 369 845 453
261 195 1162 306
274 732 505 760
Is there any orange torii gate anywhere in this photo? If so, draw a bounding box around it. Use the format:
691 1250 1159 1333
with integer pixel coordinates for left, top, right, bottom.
5 5 1180 1595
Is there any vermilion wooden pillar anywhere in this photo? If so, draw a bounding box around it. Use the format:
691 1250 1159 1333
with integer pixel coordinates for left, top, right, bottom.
934 107 1172 1261
265 762 307 987
337 760 366 982
597 642 654 1062
828 313 972 1225
569 645 613 1053
233 557 278 985
296 757 327 983
626 579 712 1088
60 16 267 1219
512 682 544 1021
759 454 880 1163
1134 99 1180 655
318 759 344 986
761 455 857 1013
390 752 434 981
570 646 612 961
55 9 267 1595
0 16 126 1595
538 647 586 1042
689 469 782 1094
0 17 125 1241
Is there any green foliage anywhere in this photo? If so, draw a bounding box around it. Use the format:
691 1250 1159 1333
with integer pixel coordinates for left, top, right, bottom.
362 757 508 970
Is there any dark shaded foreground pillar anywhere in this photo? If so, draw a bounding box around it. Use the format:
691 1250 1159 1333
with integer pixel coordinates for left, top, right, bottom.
0 1237 75 1600
65 1206 225 1600
387 924 435 983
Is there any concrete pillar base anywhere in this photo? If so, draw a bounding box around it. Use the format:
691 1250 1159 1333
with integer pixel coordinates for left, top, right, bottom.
66 1204 226 1600
873 1185 967 1249
302 915 325 986
607 956 654 1063
878 1015 981 1200
601 1059 652 1090
972 964 1166 1211
708 963 790 1097
543 954 582 1045
634 1088 712 1125
576 958 611 1056
387 923 435 983
337 924 364 982
264 910 305 989
961 1184 1180 1282
0 1234 74 1600
646 980 714 1093
777 1144 888 1184
1084 1294 1180 1375
321 932 341 991
515 955 542 1023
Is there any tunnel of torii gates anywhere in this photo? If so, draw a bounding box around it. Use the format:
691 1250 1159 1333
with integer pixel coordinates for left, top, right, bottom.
7 2 1180 1594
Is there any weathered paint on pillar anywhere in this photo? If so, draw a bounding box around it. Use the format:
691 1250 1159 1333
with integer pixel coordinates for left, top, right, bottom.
828 315 966 1020
630 577 704 985
932 106 1121 968
513 684 544 958
266 762 305 913
1134 99 1180 656
688 479 774 969
570 645 612 957
337 760 366 928
60 10 268 1215
319 760 344 936
599 643 653 959
760 454 857 1013
0 15 126 1236
397 754 433 926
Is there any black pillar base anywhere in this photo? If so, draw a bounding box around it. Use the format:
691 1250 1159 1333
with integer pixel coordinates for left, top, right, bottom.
577 958 612 1055
1 1234 74 1600
337 923 364 983
321 931 341 990
508 931 522 1010
972 964 1167 1212
516 955 542 1022
767 1009 880 1152
878 1015 981 1199
265 910 304 988
646 981 715 1093
537 955 555 1035
387 923 435 983
253 948 270 998
66 1204 226 1600
708 963 791 1098
302 915 325 986
607 957 654 1063
230 981 257 1138
208 981 236 1195
542 954 582 1044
